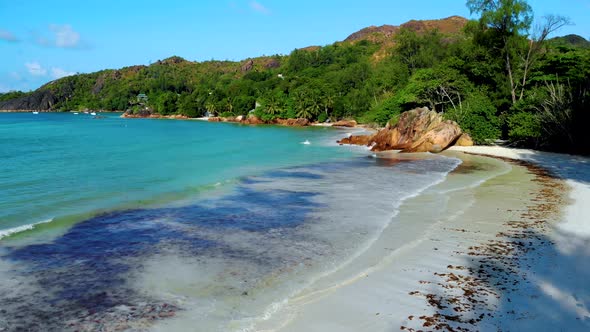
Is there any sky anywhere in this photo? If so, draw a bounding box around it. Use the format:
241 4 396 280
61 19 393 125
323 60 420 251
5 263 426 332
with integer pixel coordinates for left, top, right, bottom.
1 0 589 92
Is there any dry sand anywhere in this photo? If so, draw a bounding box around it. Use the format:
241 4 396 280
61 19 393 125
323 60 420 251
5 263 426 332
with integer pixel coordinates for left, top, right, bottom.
251 146 590 331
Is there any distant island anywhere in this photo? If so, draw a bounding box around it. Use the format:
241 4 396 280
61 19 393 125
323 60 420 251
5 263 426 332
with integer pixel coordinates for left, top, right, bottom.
1 3 588 155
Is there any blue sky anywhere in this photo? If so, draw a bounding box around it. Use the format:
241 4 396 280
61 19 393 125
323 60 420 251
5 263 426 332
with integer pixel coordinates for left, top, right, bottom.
1 0 588 92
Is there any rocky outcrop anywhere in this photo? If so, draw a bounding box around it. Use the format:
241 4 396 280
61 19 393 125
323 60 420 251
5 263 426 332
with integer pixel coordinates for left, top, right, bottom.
344 16 467 43
264 59 281 69
343 16 468 61
338 107 463 153
275 118 310 126
0 89 57 110
332 119 357 127
162 114 189 119
157 56 187 65
455 133 474 147
340 134 373 146
92 75 105 95
242 115 265 125
405 120 462 153
207 115 310 127
241 59 254 72
121 110 188 119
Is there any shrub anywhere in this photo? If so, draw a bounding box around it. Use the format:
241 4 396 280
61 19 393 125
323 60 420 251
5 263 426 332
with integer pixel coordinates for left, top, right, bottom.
219 111 235 118
444 91 501 144
317 112 328 123
507 111 541 144
359 95 402 126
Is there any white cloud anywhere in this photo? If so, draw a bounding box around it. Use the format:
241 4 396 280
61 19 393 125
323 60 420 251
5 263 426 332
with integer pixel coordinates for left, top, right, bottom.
249 1 271 14
23 62 75 79
49 24 80 47
36 24 83 48
25 62 47 76
0 29 18 42
51 67 75 79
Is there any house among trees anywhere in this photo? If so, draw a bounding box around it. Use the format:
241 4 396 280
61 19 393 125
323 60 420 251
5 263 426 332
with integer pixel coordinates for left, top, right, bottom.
137 93 148 103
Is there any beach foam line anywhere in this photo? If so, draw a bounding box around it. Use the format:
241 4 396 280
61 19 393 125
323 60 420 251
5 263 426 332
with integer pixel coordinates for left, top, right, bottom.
0 218 54 240
239 155 463 332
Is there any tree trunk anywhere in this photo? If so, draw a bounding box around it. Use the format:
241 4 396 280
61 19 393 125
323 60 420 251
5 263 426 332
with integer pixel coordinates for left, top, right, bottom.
506 48 517 105
519 39 535 101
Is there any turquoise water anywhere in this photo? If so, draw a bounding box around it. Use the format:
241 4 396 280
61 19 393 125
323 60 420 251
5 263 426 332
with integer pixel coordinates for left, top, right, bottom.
0 112 352 235
0 112 462 331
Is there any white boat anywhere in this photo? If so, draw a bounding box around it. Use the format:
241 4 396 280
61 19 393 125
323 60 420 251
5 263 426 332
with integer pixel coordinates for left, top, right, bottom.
32 111 39 114
84 111 89 114
302 140 311 145
73 112 79 115
90 112 97 116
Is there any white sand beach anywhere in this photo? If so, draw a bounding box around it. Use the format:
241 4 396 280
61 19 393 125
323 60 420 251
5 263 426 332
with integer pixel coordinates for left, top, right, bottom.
251 146 590 331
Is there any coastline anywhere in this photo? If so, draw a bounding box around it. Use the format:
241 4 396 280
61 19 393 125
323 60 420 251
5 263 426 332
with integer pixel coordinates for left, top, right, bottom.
449 146 590 238
252 147 590 331
0 109 377 133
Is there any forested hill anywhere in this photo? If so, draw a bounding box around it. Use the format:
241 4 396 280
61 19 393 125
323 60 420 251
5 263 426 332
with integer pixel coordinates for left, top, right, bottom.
1 7 589 153
0 16 468 114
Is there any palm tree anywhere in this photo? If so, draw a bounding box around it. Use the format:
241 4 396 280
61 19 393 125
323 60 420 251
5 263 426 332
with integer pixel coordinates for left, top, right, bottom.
205 102 217 116
225 97 234 114
263 95 282 116
293 90 310 119
296 106 313 120
307 96 322 119
295 94 322 120
324 93 335 116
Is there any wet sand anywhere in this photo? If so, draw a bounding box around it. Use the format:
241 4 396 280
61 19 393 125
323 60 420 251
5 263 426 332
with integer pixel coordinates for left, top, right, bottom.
252 149 590 331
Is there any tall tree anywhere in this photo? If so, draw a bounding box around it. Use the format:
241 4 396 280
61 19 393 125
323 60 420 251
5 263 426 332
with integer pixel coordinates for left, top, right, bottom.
467 0 568 104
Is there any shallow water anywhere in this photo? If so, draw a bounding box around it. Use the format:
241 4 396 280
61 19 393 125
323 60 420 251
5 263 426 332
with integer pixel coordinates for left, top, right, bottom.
0 113 462 331
0 112 351 236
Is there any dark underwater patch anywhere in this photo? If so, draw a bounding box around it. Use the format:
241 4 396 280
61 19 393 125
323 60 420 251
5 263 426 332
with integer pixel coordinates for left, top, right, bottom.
266 170 324 180
0 182 320 331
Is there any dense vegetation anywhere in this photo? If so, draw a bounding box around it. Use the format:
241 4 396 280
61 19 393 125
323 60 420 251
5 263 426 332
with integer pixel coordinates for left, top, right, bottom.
0 91 28 102
1 0 588 153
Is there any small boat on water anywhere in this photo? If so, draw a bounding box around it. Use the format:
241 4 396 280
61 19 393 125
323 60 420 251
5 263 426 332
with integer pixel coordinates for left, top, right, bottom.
73 112 79 115
32 111 39 114
302 140 311 145
90 112 97 116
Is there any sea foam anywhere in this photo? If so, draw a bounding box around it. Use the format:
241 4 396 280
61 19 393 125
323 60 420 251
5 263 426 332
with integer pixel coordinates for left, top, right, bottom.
0 218 54 240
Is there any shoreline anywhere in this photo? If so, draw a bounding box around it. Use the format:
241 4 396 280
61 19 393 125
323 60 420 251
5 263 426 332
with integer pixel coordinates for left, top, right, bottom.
252 147 590 331
449 146 590 238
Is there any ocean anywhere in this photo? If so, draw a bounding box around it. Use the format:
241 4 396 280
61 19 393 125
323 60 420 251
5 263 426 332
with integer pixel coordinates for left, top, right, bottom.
0 112 461 331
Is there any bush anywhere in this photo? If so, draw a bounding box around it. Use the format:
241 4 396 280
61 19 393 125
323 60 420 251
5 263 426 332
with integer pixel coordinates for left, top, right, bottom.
359 95 402 126
252 108 275 122
179 107 200 118
278 105 297 119
507 111 541 144
219 111 235 118
444 92 501 144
